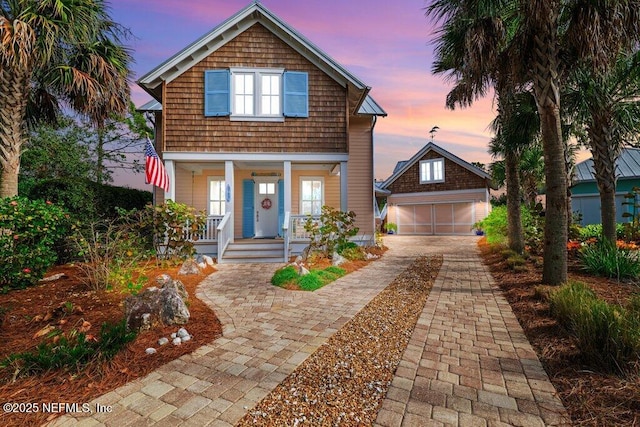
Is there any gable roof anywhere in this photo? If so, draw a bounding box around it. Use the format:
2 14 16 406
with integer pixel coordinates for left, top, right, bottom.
573 147 640 183
381 142 491 189
137 1 386 116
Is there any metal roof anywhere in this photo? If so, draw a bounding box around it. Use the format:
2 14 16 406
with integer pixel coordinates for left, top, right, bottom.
137 95 385 115
574 148 640 183
381 142 491 189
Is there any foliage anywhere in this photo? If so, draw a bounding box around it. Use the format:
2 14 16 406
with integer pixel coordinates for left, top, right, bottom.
126 201 206 261
271 265 346 291
304 206 359 258
29 178 152 222
621 187 640 241
549 281 640 373
0 319 136 378
579 239 640 280
577 223 624 241
70 220 151 292
474 205 544 252
340 246 366 261
271 266 299 287
384 222 398 233
0 197 71 290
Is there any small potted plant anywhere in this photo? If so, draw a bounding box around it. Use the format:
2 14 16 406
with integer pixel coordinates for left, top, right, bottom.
385 222 398 234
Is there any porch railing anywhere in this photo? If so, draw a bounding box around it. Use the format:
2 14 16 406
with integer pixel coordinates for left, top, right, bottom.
282 211 291 261
185 215 223 242
216 213 232 261
289 214 321 241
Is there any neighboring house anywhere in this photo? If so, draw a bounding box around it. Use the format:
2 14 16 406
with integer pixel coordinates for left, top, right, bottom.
571 148 640 225
380 143 492 235
137 2 386 262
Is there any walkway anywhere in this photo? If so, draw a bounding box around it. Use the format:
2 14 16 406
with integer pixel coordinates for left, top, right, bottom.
51 236 569 426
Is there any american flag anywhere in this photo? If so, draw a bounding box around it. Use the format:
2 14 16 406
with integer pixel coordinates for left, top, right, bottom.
145 138 169 192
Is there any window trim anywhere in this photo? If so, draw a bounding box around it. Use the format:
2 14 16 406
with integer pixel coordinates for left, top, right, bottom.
208 176 226 216
229 67 285 121
420 158 445 184
299 176 325 215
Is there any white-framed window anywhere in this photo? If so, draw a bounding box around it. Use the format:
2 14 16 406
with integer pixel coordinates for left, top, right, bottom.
231 68 283 119
208 177 226 216
420 158 445 183
258 182 276 195
300 177 324 215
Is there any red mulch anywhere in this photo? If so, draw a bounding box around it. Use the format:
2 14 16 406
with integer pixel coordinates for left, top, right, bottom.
478 239 640 426
0 262 222 427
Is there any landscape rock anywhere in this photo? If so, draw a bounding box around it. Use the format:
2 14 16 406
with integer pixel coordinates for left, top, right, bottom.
180 334 191 342
145 348 157 355
299 265 310 276
158 337 169 346
156 274 172 286
39 273 67 283
177 327 189 338
332 252 347 266
124 275 190 332
202 255 215 266
172 337 182 345
178 258 202 275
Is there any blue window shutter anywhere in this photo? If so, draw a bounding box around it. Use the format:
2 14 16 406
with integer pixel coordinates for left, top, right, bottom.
242 179 255 238
283 71 308 117
278 179 285 236
204 70 230 116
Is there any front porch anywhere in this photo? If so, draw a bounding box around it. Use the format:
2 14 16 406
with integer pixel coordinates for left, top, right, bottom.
185 214 320 263
164 153 350 262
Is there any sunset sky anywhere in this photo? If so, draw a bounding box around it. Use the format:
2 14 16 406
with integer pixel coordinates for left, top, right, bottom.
109 0 499 188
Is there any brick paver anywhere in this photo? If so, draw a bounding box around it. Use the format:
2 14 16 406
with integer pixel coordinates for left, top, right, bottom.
51 236 569 426
374 237 570 427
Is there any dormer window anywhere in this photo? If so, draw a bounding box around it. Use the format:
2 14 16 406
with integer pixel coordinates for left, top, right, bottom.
204 69 308 119
420 158 445 183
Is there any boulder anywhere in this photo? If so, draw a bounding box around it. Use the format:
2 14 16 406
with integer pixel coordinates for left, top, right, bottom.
124 275 190 332
178 258 202 275
202 255 215 267
332 252 347 266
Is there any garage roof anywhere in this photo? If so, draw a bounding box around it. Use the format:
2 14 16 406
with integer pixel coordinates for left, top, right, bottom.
574 148 640 183
382 142 491 189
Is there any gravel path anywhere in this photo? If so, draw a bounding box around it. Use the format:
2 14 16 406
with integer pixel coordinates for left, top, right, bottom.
238 256 443 426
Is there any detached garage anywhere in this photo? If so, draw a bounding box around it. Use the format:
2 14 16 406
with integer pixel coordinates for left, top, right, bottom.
381 143 492 235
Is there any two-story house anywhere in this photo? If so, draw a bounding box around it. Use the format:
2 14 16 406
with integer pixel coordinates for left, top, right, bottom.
137 2 386 262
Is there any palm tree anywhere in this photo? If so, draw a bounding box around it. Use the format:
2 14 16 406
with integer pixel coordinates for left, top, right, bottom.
565 49 640 243
0 0 131 197
428 0 640 284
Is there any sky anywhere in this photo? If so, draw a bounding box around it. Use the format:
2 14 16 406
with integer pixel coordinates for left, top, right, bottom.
108 0 499 189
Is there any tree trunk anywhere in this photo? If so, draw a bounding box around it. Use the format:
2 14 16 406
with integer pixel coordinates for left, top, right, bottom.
0 66 31 197
529 0 568 285
505 150 525 253
96 127 105 185
589 111 618 243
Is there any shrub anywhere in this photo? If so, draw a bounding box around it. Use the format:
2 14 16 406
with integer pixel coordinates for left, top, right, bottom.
125 201 206 261
341 246 366 261
0 197 71 290
474 205 508 245
578 223 625 241
580 239 640 280
549 282 640 372
304 206 359 259
0 319 136 378
271 266 299 287
298 272 325 291
70 220 151 292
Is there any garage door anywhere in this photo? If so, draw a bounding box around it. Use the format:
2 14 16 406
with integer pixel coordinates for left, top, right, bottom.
397 202 474 235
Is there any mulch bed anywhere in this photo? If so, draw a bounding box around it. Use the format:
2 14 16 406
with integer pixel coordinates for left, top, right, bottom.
0 262 222 427
478 239 640 426
237 255 443 426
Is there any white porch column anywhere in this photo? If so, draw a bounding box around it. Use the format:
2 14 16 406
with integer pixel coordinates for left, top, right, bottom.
225 160 235 243
164 160 175 202
284 161 292 213
340 161 348 211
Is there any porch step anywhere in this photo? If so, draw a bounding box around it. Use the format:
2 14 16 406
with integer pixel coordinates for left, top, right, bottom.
221 240 285 263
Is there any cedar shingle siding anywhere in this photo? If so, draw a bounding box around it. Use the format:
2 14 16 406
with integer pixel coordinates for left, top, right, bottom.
388 150 486 194
163 24 347 153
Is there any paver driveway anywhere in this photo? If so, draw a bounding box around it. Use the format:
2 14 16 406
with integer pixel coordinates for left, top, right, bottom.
50 236 568 426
